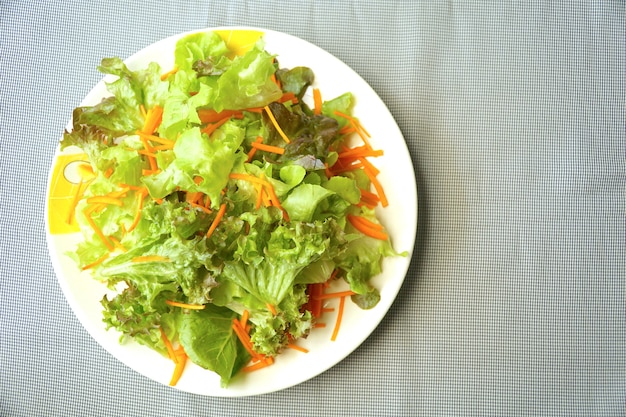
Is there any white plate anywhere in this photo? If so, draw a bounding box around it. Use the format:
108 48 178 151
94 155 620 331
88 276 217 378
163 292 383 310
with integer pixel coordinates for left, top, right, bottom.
45 27 417 396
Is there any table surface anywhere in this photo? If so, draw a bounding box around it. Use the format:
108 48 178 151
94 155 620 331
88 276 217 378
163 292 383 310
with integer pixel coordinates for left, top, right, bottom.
1 2 625 416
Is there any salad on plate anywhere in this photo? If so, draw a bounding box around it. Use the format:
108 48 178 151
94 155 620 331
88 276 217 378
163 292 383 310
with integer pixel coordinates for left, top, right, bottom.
56 30 404 387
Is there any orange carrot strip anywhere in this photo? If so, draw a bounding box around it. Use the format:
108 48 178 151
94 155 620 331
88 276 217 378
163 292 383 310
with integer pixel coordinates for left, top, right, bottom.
278 91 298 104
127 189 148 232
240 310 249 328
165 300 206 310
251 141 285 155
139 104 147 119
348 214 384 231
160 328 177 362
246 136 264 162
331 161 364 175
201 115 235 136
358 156 380 176
330 296 347 341
334 110 372 148
363 165 388 207
359 189 380 206
315 290 356 300
347 215 388 240
169 347 187 386
108 236 127 252
206 203 227 238
232 319 258 358
142 169 161 176
141 105 164 135
313 323 327 328
83 206 114 251
81 252 110 270
264 105 290 143
287 343 309 353
312 88 322 115
197 109 241 123
229 172 269 187
190 202 212 214
136 131 176 147
242 356 274 373
266 303 277 316
160 66 178 81
132 255 171 263
338 146 383 160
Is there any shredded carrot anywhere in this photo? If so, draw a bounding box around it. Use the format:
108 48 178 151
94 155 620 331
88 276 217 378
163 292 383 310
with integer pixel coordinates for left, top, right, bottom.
231 318 258 358
266 303 277 316
251 141 285 155
103 167 114 178
197 109 243 124
189 202 212 214
359 189 380 207
363 165 388 207
278 91 298 104
312 88 322 115
136 131 176 148
141 105 164 135
141 169 161 176
330 295 347 341
201 114 241 136
287 343 309 353
229 172 269 187
333 110 372 148
240 309 249 328
160 328 177 362
264 105 290 143
206 203 227 238
331 161 364 175
339 125 356 135
315 290 356 300
337 145 383 160
108 236 127 252
305 283 325 318
169 346 187 386
242 356 274 373
165 300 206 310
313 323 327 328
139 104 147 119
132 255 171 263
127 188 148 232
358 156 380 176
81 252 110 270
347 214 388 240
160 66 178 81
83 206 114 251
247 136 264 162
348 214 384 231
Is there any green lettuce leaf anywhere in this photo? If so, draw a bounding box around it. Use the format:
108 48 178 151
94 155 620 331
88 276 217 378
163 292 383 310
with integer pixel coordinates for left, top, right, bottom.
178 304 250 387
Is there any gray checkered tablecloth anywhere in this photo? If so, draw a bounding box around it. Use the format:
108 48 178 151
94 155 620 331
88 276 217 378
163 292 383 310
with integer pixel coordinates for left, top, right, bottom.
1 1 625 416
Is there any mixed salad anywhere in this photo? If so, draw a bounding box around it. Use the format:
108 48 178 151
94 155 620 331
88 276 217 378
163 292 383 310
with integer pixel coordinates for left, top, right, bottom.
61 30 402 387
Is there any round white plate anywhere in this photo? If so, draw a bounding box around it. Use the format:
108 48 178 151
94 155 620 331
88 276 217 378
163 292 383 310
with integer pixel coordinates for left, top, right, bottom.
45 27 417 396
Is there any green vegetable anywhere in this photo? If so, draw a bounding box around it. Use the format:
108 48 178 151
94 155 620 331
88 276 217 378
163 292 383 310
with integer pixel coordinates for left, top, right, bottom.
64 30 402 387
